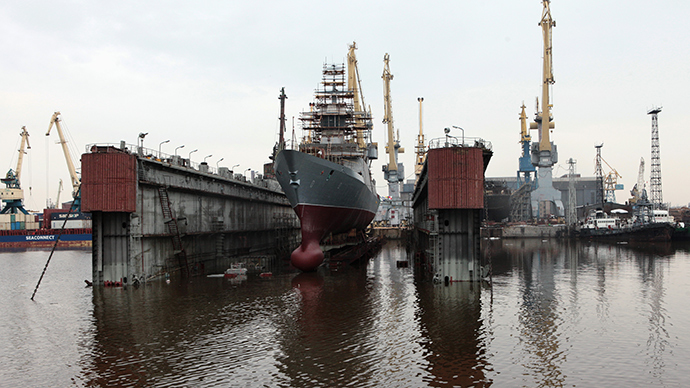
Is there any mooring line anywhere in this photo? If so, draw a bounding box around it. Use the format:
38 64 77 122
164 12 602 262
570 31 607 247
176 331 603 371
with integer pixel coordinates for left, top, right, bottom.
30 187 81 301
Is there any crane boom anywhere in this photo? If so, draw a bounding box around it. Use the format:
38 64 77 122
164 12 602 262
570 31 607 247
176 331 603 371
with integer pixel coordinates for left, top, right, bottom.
347 42 368 149
415 97 425 180
382 53 397 172
15 126 31 183
47 112 80 197
538 0 555 152
56 179 63 208
380 53 404 200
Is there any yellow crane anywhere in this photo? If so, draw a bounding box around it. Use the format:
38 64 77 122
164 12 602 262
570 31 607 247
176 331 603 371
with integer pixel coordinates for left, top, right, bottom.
415 97 425 181
0 126 31 214
601 156 622 203
527 0 563 218
47 112 81 203
530 0 556 153
381 53 405 199
347 42 371 150
55 179 63 209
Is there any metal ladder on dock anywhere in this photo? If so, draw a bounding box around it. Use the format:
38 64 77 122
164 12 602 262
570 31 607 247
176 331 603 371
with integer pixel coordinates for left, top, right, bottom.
158 186 189 276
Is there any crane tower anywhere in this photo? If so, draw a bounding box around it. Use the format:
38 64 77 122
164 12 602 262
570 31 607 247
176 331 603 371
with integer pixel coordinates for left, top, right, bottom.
381 53 404 199
0 127 31 215
529 0 564 218
648 107 663 208
415 97 425 182
517 103 536 188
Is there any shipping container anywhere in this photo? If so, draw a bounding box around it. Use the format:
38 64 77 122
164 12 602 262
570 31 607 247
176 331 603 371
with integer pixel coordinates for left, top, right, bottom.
81 149 137 212
0 222 10 230
51 220 92 229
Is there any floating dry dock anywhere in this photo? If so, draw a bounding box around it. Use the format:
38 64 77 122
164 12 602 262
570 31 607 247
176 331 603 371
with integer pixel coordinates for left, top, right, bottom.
81 143 298 285
412 137 493 282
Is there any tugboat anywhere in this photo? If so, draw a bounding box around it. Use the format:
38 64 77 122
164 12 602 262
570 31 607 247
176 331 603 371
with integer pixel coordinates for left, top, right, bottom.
274 43 379 271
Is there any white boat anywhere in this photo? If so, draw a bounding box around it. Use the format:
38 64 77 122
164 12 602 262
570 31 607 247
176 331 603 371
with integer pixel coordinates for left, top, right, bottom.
224 263 247 278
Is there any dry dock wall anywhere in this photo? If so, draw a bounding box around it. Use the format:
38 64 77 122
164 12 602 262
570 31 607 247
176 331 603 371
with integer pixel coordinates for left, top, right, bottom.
82 145 298 285
412 145 492 282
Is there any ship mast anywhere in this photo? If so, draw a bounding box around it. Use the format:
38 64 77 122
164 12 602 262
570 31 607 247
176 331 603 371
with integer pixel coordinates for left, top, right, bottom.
278 87 287 151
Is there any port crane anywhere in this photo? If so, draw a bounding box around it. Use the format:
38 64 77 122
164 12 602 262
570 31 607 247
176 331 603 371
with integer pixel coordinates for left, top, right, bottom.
603 160 622 203
0 126 31 214
381 53 404 200
55 179 63 208
517 103 536 188
415 97 425 181
629 158 646 204
47 112 81 209
528 0 563 218
347 42 374 151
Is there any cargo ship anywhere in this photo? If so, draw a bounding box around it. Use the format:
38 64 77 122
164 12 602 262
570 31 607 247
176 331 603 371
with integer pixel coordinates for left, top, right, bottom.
0 208 92 249
274 44 379 271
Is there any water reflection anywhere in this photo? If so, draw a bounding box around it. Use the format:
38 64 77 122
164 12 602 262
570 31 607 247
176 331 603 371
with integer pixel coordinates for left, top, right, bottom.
416 280 489 387
4 240 689 386
485 239 689 387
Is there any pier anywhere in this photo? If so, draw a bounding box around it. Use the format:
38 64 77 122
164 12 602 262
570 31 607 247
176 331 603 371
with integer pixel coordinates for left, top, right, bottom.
81 143 299 285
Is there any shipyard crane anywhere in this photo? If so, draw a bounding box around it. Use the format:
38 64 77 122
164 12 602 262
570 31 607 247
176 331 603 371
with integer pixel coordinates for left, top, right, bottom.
347 42 374 150
55 179 63 209
415 97 426 181
595 148 622 203
47 112 81 208
381 53 404 200
528 0 563 218
517 103 536 188
0 126 31 214
630 158 645 204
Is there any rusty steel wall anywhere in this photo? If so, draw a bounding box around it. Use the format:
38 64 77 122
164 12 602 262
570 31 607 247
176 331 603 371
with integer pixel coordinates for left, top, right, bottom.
426 147 484 209
82 150 137 212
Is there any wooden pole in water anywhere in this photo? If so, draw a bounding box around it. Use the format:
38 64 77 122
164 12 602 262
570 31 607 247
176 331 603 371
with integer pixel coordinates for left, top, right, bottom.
31 187 81 300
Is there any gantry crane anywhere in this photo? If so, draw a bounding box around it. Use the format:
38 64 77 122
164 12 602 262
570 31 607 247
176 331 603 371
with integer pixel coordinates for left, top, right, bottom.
381 53 404 200
0 126 31 214
47 112 81 209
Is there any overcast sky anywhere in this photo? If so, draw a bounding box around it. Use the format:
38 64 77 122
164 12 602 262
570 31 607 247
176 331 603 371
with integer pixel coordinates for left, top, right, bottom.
1 0 688 211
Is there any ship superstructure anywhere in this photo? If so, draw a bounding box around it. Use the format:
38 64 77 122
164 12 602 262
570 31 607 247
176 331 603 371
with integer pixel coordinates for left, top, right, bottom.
275 44 379 271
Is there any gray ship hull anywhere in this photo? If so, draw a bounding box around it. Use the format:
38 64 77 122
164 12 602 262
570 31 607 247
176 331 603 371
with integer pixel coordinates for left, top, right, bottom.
275 149 379 270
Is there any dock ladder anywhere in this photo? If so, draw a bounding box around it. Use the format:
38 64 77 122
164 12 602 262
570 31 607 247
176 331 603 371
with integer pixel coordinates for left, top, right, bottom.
158 186 190 276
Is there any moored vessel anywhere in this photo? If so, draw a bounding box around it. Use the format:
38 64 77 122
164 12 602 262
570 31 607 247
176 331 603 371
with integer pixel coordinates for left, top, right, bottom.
274 43 379 271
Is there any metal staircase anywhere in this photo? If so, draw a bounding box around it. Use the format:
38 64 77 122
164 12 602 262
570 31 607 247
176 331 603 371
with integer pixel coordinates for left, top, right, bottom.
158 186 189 275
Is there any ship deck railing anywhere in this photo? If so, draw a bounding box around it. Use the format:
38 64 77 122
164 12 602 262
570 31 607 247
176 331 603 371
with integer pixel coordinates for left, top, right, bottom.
428 136 492 151
85 142 245 180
